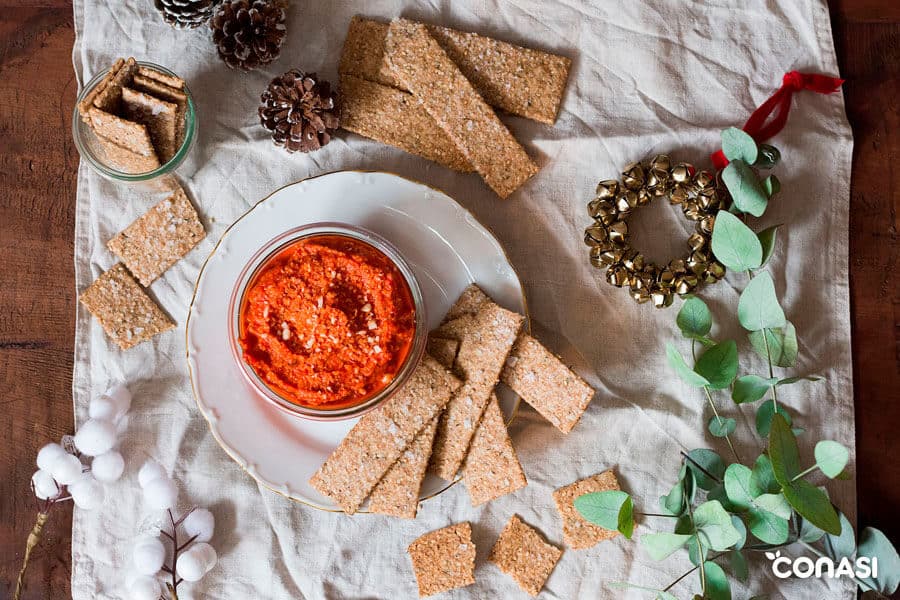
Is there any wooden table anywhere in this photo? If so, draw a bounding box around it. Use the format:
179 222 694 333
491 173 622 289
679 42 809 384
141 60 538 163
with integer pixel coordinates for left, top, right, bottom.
1 2 897 598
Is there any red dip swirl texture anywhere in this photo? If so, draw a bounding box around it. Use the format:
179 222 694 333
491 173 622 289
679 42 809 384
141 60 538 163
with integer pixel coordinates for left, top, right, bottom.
238 234 416 409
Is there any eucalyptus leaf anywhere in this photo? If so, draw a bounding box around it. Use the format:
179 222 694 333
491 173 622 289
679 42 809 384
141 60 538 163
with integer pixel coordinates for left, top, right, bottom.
641 532 693 561
662 466 695 516
756 401 792 438
711 210 763 272
782 479 841 535
757 224 781 267
575 490 633 535
619 495 635 539
738 272 786 331
677 295 713 339
732 375 778 404
749 323 798 367
708 416 737 438
858 527 900 595
723 464 754 510
815 440 850 478
723 159 768 217
768 413 802 482
798 516 826 543
721 127 759 164
754 493 792 520
685 449 725 490
731 515 747 550
729 549 750 582
695 341 739 389
666 343 710 387
763 175 781 197
824 511 856 560
777 375 821 386
694 500 743 551
708 483 740 513
755 144 781 169
702 560 732 600
750 454 780 496
747 506 790 545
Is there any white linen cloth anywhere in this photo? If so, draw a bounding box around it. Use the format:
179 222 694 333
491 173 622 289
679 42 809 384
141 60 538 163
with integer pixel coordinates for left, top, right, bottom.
70 1 854 598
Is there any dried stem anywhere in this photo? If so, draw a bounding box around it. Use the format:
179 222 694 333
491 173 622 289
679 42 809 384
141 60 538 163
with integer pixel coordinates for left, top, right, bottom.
163 507 198 600
14 511 49 600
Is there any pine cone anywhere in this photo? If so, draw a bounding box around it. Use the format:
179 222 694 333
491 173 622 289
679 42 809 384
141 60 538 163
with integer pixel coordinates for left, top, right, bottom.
259 70 340 153
211 0 287 71
154 0 220 29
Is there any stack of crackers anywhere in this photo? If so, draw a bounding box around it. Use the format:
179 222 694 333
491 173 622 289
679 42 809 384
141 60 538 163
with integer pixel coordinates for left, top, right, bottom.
310 284 596 518
339 16 571 198
79 185 206 350
77 57 189 173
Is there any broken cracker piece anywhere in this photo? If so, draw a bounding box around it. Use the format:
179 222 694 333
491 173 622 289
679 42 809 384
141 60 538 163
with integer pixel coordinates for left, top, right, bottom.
91 57 137 114
78 58 124 122
429 301 523 481
136 65 184 90
309 355 460 514
426 336 459 370
132 74 188 148
407 522 476 597
79 263 175 350
443 284 490 323
121 87 179 162
368 416 439 519
501 333 595 434
95 133 161 174
489 515 562 597
462 394 527 505
553 470 622 550
87 107 157 158
107 187 205 286
385 19 539 199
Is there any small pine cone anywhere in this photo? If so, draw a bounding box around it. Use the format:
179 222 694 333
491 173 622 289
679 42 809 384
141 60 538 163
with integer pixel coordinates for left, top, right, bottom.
154 0 220 29
211 0 287 71
259 70 340 153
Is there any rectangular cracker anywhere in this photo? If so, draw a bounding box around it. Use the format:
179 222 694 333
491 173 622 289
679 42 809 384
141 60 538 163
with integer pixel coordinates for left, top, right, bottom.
429 301 524 480
107 187 206 286
384 19 539 199
91 57 137 114
79 263 175 350
87 107 157 158
501 333 595 434
340 75 473 172
136 65 184 90
552 470 621 549
426 336 459 370
95 133 161 174
309 355 461 514
368 416 438 519
489 515 562 596
121 87 178 162
443 284 490 323
462 394 527 505
132 74 188 148
341 16 571 125
78 58 124 121
408 522 476 597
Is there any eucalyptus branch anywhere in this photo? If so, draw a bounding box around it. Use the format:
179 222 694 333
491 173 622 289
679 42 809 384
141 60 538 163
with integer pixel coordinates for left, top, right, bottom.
703 386 741 463
662 552 726 593
680 451 721 484
686 501 707 595
790 465 819 482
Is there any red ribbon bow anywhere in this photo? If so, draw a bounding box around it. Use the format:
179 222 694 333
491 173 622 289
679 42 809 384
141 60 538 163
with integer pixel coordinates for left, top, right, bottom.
710 71 844 170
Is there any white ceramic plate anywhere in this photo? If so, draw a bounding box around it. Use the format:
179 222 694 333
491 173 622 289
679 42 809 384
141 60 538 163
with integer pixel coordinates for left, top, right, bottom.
187 171 527 510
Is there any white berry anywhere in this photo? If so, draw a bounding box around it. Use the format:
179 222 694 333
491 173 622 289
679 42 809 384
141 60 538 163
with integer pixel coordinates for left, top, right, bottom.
132 537 166 575
181 508 215 543
138 460 167 488
176 542 217 582
143 476 178 510
36 443 68 472
91 450 125 483
73 419 117 456
88 396 118 422
49 452 84 486
32 469 59 499
103 383 132 417
70 474 105 510
127 575 161 600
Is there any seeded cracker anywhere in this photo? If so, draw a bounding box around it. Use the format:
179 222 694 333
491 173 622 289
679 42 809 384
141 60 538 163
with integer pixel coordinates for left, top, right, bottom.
136 65 185 90
132 74 188 148
94 133 161 173
429 302 523 481
368 416 438 519
489 515 562 596
120 87 179 162
79 264 175 350
501 333 595 434
462 394 527 505
107 187 206 286
87 107 157 159
553 470 622 549
309 355 460 514
340 75 473 172
443 284 490 323
78 58 124 122
385 19 539 199
407 522 476 597
426 336 460 370
91 57 137 114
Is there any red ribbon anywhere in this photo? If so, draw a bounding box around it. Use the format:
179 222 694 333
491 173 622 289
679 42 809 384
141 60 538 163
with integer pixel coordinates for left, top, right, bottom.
711 71 844 170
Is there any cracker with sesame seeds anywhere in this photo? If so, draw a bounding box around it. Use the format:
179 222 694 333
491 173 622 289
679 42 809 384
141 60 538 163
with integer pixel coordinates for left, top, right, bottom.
87 107 158 159
385 18 539 199
368 415 439 519
94 133 161 174
132 74 189 148
426 336 460 370
553 470 622 550
489 515 562 596
501 333 595 434
429 301 524 481
90 57 138 114
443 284 490 323
462 394 527 505
107 187 205 286
120 87 179 162
407 522 476 597
78 58 124 122
136 65 185 90
309 355 461 514
79 263 175 350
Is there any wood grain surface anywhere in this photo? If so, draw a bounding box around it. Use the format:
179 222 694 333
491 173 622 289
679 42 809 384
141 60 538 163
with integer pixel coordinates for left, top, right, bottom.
0 2 897 599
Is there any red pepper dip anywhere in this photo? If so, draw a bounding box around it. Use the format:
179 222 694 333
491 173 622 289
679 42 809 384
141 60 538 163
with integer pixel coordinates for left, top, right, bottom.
239 234 416 409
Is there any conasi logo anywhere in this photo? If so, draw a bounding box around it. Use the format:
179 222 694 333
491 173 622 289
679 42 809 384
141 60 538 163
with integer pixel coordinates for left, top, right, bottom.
766 550 878 580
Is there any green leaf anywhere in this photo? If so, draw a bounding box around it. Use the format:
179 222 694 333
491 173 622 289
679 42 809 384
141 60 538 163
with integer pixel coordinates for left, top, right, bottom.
754 493 792 520
641 532 693 561
677 295 713 339
824 511 856 560
723 159 769 217
729 549 749 582
769 414 802 482
708 416 737 438
711 210 763 271
619 495 635 539
750 454 780 495
685 449 725 491
747 506 790 544
721 127 758 164
757 224 781 267
762 175 781 197
702 560 732 600
755 401 792 438
695 341 738 389
666 343 710 388
708 482 740 513
731 515 747 550
858 527 900 595
814 441 850 478
575 491 634 537
776 375 821 386
724 464 754 510
799 516 826 543
749 323 798 367
607 583 679 600
661 466 695 516
738 272 786 331
755 144 781 169
782 480 841 535
732 375 778 404
694 500 743 551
